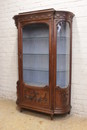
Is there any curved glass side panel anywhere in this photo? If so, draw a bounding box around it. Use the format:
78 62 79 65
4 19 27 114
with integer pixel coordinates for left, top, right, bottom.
22 23 49 87
56 21 70 88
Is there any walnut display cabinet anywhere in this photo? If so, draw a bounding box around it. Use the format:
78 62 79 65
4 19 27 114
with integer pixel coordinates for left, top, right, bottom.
13 8 74 119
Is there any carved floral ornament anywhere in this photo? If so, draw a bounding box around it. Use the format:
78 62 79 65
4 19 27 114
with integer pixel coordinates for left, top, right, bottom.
56 88 69 107
55 12 73 21
24 88 48 104
60 91 69 106
13 12 53 27
13 11 74 27
55 14 73 27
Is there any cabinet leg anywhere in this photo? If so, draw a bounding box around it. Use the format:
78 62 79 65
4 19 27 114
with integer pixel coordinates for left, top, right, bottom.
50 114 54 120
68 111 70 114
20 107 23 112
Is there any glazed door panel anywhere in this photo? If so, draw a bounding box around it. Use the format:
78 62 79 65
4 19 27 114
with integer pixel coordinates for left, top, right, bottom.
20 22 52 109
22 23 49 87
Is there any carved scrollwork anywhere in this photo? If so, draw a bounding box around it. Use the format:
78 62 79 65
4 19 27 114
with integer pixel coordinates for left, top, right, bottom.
54 12 74 25
56 87 69 108
59 91 69 106
14 10 74 28
20 13 52 21
24 89 47 103
55 13 66 19
13 12 53 27
23 87 49 106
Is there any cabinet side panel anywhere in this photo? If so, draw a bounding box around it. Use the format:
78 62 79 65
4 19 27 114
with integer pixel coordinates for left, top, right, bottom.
55 87 69 109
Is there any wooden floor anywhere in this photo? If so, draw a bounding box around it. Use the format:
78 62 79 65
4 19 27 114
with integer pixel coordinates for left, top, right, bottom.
0 98 87 130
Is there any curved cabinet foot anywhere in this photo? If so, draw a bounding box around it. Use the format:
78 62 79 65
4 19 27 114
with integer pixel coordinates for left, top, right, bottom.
50 114 54 120
68 111 70 114
20 107 23 112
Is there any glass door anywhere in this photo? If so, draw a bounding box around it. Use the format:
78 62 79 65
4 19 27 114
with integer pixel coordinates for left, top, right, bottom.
56 21 70 88
22 23 49 87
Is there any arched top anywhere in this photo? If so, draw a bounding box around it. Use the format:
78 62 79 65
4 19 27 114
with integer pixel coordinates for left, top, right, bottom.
22 22 49 28
21 21 50 28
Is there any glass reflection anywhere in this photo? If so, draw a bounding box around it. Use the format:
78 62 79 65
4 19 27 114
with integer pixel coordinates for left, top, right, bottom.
56 21 70 88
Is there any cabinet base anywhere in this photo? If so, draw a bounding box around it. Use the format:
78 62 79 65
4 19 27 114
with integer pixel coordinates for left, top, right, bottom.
17 104 71 120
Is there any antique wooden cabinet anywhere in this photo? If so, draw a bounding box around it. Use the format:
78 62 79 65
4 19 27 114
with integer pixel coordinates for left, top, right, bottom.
13 9 74 119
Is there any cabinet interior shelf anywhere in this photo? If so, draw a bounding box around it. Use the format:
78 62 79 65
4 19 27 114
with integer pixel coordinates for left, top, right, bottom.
23 36 49 39
23 53 69 55
23 67 69 72
23 67 49 71
23 53 49 55
57 36 70 38
57 53 69 55
23 36 70 39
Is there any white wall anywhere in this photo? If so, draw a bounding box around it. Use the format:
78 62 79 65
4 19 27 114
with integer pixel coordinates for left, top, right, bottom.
0 0 87 116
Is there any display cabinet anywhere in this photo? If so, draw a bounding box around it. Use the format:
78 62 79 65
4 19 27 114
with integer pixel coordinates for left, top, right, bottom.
13 8 74 119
